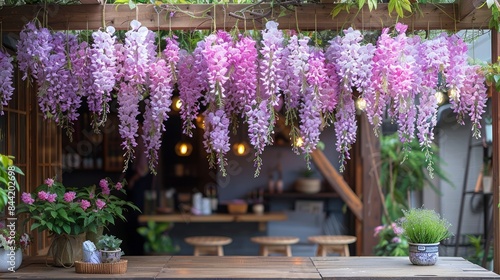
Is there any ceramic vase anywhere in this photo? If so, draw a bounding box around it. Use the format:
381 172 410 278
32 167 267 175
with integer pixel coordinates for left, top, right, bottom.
408 242 439 266
100 249 122 263
0 248 22 272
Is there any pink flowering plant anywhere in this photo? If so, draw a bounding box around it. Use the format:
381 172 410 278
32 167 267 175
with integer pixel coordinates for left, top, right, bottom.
0 226 31 251
17 177 139 236
373 223 408 256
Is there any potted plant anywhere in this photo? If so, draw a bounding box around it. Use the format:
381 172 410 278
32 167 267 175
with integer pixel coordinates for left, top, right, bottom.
17 177 138 267
96 234 123 263
0 154 24 210
0 228 30 272
294 168 322 194
399 207 452 266
137 221 179 255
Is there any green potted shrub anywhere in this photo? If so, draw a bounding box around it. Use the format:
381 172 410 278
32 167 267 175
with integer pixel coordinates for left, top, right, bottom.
137 221 179 255
96 234 123 263
399 207 452 266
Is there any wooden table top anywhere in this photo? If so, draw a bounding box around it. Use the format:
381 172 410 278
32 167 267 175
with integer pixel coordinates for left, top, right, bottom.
1 256 499 279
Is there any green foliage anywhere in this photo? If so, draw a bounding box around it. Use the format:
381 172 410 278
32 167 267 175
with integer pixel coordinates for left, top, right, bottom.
137 221 179 254
379 132 452 222
373 223 409 256
399 207 452 244
466 235 493 266
96 234 122 251
17 177 140 235
0 154 24 210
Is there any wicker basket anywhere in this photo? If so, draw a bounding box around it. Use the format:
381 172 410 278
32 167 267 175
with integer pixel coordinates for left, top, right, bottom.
74 260 128 274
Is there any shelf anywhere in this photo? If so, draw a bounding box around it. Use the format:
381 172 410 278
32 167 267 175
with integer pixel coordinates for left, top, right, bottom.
264 192 339 199
138 212 287 223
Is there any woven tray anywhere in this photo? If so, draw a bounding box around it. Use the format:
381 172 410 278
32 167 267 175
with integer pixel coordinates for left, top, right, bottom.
74 260 128 274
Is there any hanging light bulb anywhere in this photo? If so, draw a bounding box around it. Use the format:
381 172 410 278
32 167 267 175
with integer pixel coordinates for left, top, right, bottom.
172 96 182 112
175 141 193 156
435 91 448 106
196 114 205 130
355 97 367 111
294 137 304 148
233 141 250 156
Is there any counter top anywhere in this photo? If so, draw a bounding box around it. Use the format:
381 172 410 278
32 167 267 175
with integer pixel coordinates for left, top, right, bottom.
138 212 288 223
2 256 499 280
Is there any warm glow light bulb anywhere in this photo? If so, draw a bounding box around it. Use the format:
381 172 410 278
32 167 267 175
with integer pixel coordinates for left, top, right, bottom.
175 99 183 110
237 143 246 155
435 91 446 105
179 143 188 155
295 137 304 148
355 98 367 111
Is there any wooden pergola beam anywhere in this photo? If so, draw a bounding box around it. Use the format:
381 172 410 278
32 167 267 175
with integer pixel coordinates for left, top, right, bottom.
458 0 486 21
311 149 363 221
0 3 492 32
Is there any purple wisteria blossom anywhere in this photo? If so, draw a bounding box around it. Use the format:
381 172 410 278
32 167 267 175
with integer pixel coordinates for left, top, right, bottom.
89 26 118 131
0 50 14 115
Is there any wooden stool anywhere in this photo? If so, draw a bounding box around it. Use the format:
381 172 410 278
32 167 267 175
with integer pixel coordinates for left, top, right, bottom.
184 236 232 256
250 236 300 257
308 235 357 257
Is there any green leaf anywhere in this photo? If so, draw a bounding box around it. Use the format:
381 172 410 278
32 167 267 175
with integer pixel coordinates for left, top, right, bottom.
358 0 365 10
50 211 58 219
63 224 71 234
128 0 136 9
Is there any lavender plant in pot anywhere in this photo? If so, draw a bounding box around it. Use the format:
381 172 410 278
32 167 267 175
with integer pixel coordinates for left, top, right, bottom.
399 207 452 266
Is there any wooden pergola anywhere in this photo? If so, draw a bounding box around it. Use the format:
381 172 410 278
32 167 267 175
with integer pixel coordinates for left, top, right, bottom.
1 0 499 272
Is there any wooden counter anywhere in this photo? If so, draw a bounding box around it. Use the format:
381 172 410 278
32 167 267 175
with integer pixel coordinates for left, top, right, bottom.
2 256 499 280
138 212 287 231
138 212 287 223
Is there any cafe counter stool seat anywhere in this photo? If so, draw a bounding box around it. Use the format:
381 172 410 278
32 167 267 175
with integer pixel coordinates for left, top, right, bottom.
184 236 233 256
250 236 300 257
308 235 357 257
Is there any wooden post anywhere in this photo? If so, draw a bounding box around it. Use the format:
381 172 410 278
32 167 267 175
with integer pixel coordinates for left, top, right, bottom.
491 30 500 274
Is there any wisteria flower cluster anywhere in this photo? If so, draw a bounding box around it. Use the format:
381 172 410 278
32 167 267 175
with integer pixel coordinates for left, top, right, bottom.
17 22 86 140
17 177 138 235
0 49 14 115
14 20 488 177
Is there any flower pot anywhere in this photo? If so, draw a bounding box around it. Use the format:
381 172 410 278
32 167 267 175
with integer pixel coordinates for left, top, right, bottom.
294 178 321 194
408 242 439 266
100 249 122 263
48 233 85 268
0 248 22 272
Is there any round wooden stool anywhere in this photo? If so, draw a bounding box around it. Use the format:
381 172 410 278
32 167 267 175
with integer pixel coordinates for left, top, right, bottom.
308 235 357 257
250 236 300 257
184 236 233 256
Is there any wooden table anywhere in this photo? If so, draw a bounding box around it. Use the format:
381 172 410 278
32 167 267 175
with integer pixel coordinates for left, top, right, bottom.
2 256 499 279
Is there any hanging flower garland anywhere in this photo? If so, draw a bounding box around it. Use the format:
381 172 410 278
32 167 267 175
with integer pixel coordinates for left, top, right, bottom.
300 47 326 165
13 20 489 177
327 27 375 172
116 20 157 170
88 26 118 132
201 31 232 176
0 50 14 115
283 34 310 154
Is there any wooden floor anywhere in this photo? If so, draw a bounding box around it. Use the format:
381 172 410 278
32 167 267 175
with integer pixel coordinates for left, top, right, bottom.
1 256 499 279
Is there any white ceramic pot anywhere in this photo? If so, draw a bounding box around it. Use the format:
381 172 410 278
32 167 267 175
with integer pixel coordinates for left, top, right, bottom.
408 242 439 266
0 248 23 272
100 249 122 263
